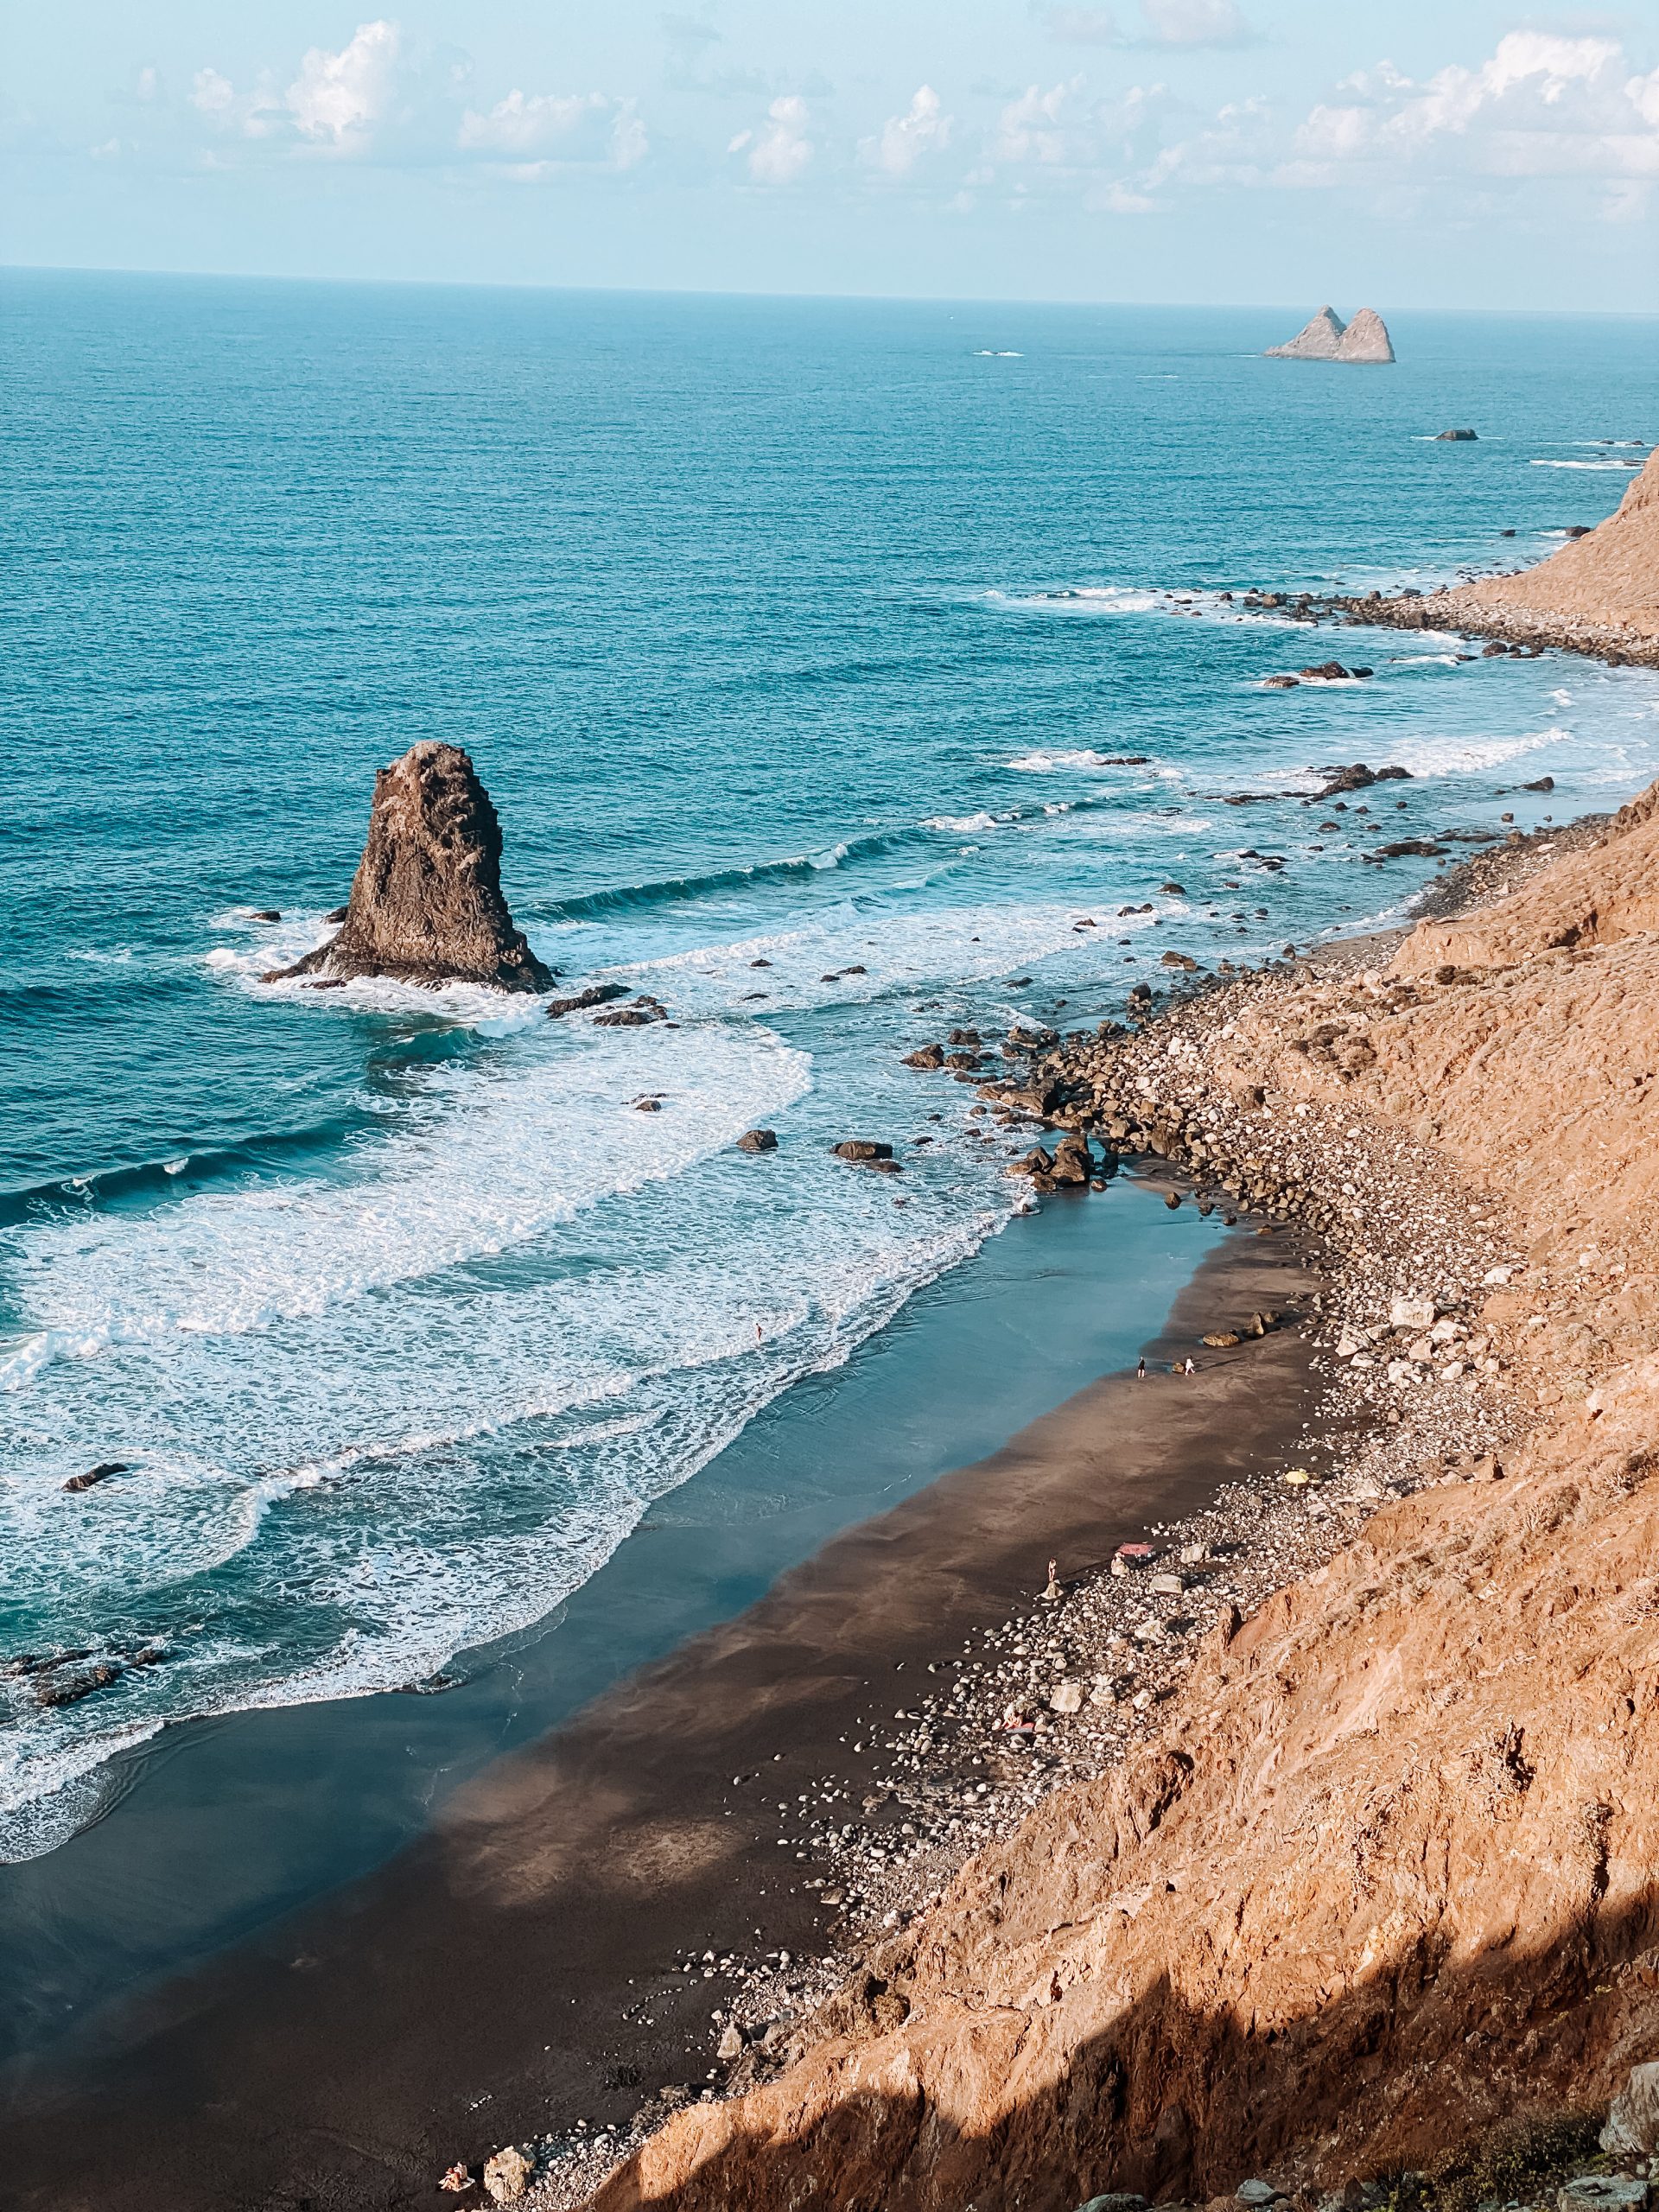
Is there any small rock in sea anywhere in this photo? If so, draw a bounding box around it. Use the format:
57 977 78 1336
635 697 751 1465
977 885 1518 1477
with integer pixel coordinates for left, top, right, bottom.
63 1461 128 1493
831 1141 893 1162
903 1044 945 1070
35 1662 123 1708
250 909 282 923
1434 428 1478 441
1299 662 1352 681
1523 775 1555 791
1481 641 1510 658
482 2145 534 2203
594 1000 666 1027
308 979 346 990
547 983 628 1020
324 906 349 925
1160 950 1199 970
1263 676 1300 690
1164 1191 1181 1209
843 963 868 976
748 958 772 968
736 1129 779 1154
1160 881 1185 896
632 1097 662 1113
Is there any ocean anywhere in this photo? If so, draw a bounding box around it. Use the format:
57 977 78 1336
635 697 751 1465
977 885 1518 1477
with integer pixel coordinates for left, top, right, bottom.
3 270 1656 1870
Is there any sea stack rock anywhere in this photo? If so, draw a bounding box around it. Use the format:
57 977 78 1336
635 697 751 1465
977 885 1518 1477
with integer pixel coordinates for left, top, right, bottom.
268 741 552 993
1265 305 1395 364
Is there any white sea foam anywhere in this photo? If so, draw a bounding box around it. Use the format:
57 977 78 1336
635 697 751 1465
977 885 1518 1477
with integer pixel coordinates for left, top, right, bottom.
2 1024 811 1378
1530 458 1640 471
1007 749 1146 772
923 811 1002 833
1382 726 1567 779
0 1120 1014 1858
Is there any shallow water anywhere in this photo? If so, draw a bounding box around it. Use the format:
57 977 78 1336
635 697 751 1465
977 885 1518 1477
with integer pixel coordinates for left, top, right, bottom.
3 275 1656 1859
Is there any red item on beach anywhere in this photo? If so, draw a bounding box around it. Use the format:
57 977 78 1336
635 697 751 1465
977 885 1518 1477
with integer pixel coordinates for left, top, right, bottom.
1116 1541 1154 1560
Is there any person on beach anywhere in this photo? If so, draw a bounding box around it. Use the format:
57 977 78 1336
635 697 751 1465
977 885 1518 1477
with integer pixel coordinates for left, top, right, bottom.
1136 1356 1147 1380
1183 1356 1197 1376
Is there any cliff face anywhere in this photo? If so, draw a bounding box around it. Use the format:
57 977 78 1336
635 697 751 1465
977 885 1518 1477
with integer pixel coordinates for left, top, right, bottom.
269 741 552 992
594 792 1659 2211
1265 307 1395 364
1445 448 1659 642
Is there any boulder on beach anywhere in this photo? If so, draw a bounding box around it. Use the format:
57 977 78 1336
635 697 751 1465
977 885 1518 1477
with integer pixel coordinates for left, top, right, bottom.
1264 305 1395 364
264 741 552 993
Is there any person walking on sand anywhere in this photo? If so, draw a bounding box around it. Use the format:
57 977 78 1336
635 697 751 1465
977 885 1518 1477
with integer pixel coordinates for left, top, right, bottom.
1183 1356 1197 1377
1136 1356 1146 1380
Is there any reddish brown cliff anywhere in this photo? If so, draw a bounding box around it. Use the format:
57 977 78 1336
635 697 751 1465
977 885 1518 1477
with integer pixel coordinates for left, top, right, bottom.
591 793 1659 2210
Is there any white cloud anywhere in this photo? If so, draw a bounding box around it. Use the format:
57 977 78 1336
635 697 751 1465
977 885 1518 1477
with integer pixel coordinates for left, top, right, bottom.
135 67 161 104
995 80 1082 164
1294 32 1659 185
190 68 236 118
861 84 952 176
287 19 401 145
455 87 646 169
1140 0 1252 46
732 94 812 184
179 23 646 177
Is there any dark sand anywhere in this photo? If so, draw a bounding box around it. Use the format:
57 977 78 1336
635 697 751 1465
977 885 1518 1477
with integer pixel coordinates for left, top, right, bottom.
4 1227 1315 2212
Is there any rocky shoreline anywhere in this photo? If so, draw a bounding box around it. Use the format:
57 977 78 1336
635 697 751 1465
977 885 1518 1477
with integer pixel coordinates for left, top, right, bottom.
429 813 1614 2212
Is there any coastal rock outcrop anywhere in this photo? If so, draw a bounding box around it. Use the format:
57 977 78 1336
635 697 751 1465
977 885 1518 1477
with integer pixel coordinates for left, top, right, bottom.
1440 444 1659 645
1264 305 1395 364
1322 444 1659 660
593 788 1659 2212
266 741 551 993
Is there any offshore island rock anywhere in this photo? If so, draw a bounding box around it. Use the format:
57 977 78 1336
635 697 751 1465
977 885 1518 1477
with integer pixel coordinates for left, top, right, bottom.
1264 305 1395 364
266 741 552 993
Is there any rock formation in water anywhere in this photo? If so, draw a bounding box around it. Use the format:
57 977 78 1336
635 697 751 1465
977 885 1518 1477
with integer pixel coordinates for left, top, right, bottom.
266 741 551 993
1265 304 1395 363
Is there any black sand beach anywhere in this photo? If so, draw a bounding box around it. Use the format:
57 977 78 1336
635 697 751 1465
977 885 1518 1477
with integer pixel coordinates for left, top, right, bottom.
2 1201 1316 2212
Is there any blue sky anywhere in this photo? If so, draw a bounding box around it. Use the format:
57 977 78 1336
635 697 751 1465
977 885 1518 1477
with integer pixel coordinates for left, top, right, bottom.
5 2 1657 307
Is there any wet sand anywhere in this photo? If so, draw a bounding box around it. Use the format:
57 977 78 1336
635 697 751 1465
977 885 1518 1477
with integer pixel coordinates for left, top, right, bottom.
3 1219 1315 2212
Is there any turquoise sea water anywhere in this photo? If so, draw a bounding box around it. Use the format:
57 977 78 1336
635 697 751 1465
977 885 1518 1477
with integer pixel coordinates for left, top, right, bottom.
3 273 1656 1862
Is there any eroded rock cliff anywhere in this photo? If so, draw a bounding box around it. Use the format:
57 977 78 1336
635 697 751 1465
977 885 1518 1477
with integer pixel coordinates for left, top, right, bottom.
1443 446 1659 644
